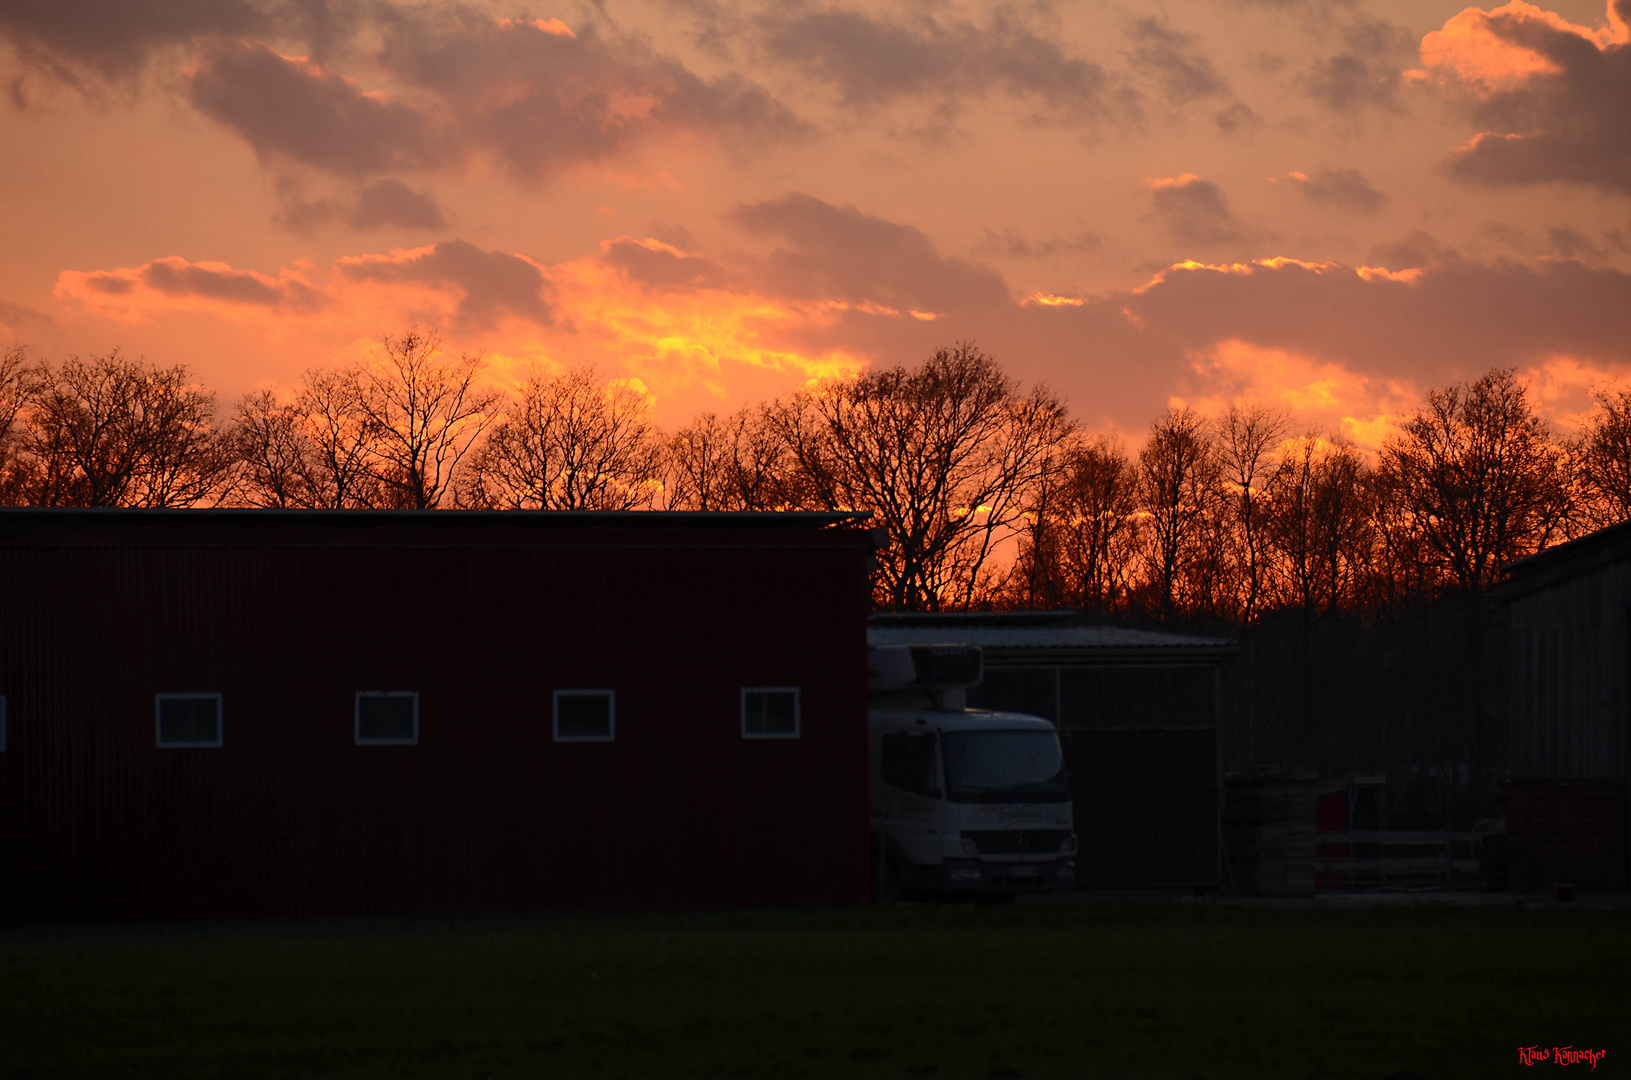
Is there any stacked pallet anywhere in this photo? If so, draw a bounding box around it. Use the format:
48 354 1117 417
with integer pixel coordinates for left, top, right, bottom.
1223 770 1319 896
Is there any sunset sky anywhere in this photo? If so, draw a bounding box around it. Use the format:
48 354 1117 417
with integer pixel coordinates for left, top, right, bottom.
2 0 1629 445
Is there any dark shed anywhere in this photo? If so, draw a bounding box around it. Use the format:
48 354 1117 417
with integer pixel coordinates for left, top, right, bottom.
1496 521 1631 892
867 613 1235 888
0 508 874 921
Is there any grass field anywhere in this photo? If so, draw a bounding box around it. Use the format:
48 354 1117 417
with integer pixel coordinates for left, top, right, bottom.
0 902 1625 1079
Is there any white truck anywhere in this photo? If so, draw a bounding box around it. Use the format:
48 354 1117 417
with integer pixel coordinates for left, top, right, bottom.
869 644 1077 900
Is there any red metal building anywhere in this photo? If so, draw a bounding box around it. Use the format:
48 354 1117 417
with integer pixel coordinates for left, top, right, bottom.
0 508 874 921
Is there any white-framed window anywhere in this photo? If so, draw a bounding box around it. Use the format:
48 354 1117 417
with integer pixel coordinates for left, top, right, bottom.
156 693 223 748
553 689 615 742
742 687 799 739
355 691 419 745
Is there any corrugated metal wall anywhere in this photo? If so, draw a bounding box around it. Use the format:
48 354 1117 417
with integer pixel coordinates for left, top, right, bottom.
969 663 1220 887
1508 560 1629 780
0 519 872 921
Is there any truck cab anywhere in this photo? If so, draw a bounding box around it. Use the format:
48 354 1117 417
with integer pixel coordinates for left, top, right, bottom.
869 645 1076 898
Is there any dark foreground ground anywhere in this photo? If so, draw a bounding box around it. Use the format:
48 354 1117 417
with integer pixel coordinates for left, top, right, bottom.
0 901 1624 1080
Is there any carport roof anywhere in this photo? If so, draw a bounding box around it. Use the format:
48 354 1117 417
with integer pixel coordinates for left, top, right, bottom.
867 612 1235 662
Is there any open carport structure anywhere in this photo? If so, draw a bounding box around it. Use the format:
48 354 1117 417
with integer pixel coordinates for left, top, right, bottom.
868 612 1235 889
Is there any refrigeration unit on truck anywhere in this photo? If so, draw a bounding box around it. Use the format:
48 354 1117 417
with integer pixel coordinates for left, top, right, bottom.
868 644 1076 898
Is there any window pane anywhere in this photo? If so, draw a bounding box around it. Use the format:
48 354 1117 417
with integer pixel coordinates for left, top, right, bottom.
159 696 220 745
942 731 1069 803
744 690 797 736
557 692 612 739
880 731 937 794
358 693 417 742
387 695 415 737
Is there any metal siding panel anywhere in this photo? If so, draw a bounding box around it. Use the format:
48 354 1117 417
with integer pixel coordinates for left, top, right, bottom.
967 667 1058 721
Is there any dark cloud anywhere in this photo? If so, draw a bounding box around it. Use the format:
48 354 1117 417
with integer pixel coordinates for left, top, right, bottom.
645 221 699 253
743 245 1631 436
337 239 553 328
141 256 324 309
77 273 136 297
974 228 1102 259
1214 101 1263 135
1303 16 1413 114
66 256 325 310
275 177 447 232
1116 255 1631 385
8 3 801 186
0 0 271 85
727 193 1010 313
1484 221 1531 252
188 39 443 177
0 0 359 89
960 253 1631 431
1366 230 1459 269
1128 18 1228 105
1147 176 1258 247
1283 166 1386 213
1444 4 1631 195
374 10 804 183
755 7 1125 129
349 179 447 230
1549 226 1607 259
0 299 50 327
602 238 731 291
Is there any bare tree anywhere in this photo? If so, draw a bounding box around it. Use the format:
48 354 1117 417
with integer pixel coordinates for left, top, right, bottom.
768 343 1074 611
354 328 500 510
231 389 320 508
0 345 38 505
1138 407 1218 618
1576 385 1631 528
1263 436 1372 615
466 366 662 510
17 350 231 507
1215 401 1291 622
230 368 395 509
1012 434 1140 613
1375 368 1572 594
663 405 798 511
294 367 390 508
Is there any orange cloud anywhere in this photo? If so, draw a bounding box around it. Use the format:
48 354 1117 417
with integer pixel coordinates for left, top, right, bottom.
1183 339 1419 452
1133 257 1339 294
1145 173 1203 190
1417 1 1629 90
1518 354 1626 429
495 17 575 38
1355 266 1424 284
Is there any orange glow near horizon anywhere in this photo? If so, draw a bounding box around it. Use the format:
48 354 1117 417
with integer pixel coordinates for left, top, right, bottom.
52 241 869 424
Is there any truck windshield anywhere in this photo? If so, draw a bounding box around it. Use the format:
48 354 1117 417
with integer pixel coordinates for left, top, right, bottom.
941 730 1069 803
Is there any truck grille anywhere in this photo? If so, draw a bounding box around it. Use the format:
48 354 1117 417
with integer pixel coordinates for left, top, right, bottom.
963 829 1071 855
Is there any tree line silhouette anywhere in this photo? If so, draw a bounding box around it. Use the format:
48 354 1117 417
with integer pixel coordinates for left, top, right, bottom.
6 330 1628 822
5 330 1628 619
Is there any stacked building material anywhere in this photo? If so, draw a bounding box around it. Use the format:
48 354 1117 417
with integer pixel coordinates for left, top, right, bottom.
1223 770 1318 896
